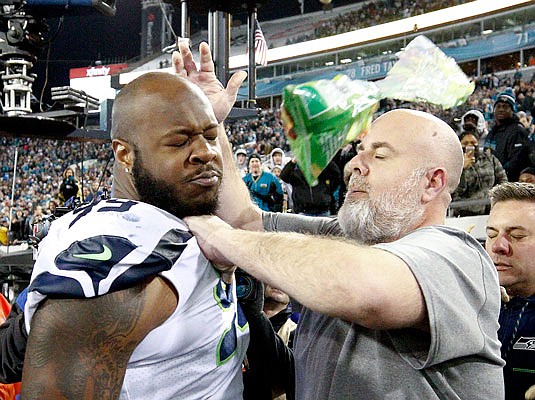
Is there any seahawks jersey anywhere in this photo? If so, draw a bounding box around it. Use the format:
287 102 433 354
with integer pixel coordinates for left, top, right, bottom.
25 199 249 400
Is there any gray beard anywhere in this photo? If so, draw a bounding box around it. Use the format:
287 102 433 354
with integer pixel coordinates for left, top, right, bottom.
338 169 426 245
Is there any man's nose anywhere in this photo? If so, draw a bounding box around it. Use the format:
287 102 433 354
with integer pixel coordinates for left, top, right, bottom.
491 234 512 256
348 154 369 177
190 136 218 164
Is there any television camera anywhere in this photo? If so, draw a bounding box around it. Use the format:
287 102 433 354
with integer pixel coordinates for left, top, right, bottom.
0 0 116 118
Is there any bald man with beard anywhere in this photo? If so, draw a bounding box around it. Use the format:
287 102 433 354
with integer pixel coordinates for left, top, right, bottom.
21 72 250 399
185 105 505 398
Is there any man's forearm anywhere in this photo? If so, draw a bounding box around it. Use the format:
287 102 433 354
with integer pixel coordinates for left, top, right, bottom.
213 228 425 330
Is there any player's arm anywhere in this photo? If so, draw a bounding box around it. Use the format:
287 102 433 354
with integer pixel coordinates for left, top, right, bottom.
21 276 177 399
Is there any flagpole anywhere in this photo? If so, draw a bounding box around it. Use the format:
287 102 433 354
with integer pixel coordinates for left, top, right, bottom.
180 0 188 39
247 7 257 109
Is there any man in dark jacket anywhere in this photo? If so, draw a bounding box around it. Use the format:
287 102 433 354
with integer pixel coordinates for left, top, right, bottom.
280 158 341 216
485 90 530 181
486 182 535 400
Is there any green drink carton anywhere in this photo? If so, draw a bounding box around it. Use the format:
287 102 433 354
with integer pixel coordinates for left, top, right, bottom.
281 35 475 186
282 75 379 185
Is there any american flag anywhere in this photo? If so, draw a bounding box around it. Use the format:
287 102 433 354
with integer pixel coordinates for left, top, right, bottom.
254 19 268 66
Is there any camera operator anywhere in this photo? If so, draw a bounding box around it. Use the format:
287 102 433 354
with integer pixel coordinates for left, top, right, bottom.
23 204 44 239
452 129 508 216
237 270 295 400
58 166 80 205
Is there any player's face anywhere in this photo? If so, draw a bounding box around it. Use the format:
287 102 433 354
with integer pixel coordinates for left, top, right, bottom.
486 200 535 297
132 86 222 219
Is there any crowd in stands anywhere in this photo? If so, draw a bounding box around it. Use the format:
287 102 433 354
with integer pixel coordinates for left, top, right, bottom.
2 69 535 244
286 0 471 45
225 108 287 156
0 139 111 244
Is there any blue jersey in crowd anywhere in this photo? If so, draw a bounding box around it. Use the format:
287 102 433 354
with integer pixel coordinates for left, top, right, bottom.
243 171 283 212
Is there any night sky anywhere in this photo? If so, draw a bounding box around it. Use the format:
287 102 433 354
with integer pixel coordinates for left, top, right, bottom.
29 0 361 103
32 0 141 104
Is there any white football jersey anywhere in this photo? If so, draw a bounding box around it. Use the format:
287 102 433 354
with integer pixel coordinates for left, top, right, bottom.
25 199 249 399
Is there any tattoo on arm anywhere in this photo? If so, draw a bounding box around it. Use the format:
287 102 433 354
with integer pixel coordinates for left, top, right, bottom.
22 278 176 399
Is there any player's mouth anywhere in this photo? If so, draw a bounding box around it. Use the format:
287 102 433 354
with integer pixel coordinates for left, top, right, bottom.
189 171 221 187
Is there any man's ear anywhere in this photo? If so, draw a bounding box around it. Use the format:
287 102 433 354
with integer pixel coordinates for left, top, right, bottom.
421 167 447 203
112 139 134 170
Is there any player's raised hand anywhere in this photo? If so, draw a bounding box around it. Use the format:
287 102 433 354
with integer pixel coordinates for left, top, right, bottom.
172 41 247 123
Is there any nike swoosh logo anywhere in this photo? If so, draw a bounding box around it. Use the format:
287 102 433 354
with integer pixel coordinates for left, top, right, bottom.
73 245 113 261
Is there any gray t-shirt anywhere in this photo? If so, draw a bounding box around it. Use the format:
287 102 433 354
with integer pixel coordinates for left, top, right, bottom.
263 212 504 400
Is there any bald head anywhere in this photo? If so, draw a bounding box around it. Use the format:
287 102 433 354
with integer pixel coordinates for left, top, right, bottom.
110 72 219 200
111 72 213 143
372 109 463 193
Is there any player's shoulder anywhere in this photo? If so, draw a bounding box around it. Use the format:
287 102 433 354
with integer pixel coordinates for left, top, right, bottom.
31 199 194 299
43 199 190 255
55 198 184 229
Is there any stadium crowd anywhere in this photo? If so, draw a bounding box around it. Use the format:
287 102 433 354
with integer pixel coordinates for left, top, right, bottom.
0 139 111 244
1 70 535 244
286 0 472 45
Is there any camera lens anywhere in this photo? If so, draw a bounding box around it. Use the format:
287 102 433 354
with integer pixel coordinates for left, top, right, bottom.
236 274 253 300
464 145 475 153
